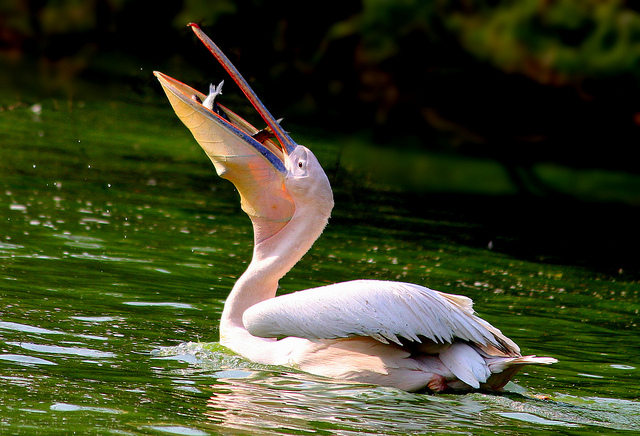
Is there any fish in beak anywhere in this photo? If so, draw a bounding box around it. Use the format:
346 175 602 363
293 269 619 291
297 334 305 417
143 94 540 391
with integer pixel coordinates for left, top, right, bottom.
154 24 298 244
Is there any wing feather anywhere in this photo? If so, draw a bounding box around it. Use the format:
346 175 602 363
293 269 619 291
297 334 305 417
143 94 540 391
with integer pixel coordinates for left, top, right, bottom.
243 280 520 356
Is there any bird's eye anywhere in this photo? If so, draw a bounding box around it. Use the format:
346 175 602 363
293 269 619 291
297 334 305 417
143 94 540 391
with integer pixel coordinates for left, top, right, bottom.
298 161 304 168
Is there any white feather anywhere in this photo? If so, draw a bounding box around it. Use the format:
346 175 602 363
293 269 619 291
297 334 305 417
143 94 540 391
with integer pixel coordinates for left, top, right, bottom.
243 280 520 355
439 342 491 389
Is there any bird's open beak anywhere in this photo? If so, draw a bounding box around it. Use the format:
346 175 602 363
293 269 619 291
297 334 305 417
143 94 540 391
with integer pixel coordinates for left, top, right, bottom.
154 70 289 173
188 24 297 155
154 24 297 244
154 23 297 172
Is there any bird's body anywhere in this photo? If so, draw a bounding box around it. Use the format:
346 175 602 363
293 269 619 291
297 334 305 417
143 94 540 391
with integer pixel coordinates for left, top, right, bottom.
223 279 552 392
155 24 556 392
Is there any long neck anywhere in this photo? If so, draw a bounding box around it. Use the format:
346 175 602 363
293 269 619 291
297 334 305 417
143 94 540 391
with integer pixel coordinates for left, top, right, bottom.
220 202 330 333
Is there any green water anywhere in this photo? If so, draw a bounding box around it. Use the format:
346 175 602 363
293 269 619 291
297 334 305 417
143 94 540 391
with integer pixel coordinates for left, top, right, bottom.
1 88 639 435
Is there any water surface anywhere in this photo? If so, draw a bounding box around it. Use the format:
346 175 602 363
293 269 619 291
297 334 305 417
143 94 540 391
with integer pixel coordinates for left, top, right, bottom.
1 91 639 434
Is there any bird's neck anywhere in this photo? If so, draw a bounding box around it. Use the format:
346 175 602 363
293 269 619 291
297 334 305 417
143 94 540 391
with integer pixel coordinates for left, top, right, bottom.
220 202 330 335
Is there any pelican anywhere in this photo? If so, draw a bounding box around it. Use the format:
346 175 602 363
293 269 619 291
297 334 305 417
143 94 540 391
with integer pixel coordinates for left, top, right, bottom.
154 24 557 392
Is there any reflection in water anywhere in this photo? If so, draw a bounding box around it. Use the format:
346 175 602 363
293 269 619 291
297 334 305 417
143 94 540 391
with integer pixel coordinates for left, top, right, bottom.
203 372 640 435
204 375 466 435
204 376 640 434
157 343 640 435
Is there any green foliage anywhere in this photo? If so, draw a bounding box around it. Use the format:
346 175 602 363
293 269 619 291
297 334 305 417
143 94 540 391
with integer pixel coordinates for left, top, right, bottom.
445 0 640 84
3 0 640 172
4 0 640 85
354 0 438 62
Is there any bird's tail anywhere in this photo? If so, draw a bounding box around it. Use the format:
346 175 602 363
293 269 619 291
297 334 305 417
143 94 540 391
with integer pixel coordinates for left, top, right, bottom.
483 355 558 390
490 355 558 372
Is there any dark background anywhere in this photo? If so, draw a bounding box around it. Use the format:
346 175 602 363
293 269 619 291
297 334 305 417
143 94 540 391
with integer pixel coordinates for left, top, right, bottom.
2 0 640 277
3 0 640 172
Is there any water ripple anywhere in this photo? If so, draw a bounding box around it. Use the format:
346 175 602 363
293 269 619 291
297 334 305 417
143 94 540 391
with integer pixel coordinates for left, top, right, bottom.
0 242 24 251
0 321 64 335
69 253 151 263
143 425 208 435
124 301 197 309
50 403 125 414
6 342 116 359
0 354 57 366
497 411 579 427
0 321 108 341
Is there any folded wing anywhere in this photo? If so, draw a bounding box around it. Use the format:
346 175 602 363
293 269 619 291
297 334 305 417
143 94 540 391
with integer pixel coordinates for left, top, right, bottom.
243 280 521 356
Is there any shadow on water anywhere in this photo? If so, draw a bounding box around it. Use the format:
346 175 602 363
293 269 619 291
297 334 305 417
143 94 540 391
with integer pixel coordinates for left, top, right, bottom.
325 139 640 281
332 189 640 280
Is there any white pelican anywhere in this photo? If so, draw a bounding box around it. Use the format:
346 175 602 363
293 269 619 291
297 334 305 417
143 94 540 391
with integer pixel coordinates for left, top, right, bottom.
154 24 557 392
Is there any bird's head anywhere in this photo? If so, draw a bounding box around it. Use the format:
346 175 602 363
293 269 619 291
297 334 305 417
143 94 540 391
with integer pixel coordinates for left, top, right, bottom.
154 24 333 245
284 145 333 214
